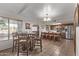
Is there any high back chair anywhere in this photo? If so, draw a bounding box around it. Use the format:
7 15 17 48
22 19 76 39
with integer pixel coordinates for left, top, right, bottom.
12 32 18 52
34 33 42 52
17 33 31 56
41 32 45 39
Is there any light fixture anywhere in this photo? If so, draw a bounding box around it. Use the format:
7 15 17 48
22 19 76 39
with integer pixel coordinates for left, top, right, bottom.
43 5 51 21
44 14 51 21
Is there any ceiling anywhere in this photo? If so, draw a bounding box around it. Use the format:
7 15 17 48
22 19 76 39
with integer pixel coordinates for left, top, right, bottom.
0 3 76 25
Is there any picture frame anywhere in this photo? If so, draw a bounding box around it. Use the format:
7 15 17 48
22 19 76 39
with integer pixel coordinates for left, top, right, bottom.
25 23 30 29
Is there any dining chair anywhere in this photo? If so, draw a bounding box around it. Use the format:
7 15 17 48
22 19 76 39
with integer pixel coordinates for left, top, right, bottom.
17 33 31 56
12 32 18 52
41 32 45 39
34 34 42 52
54 33 61 41
48 33 54 40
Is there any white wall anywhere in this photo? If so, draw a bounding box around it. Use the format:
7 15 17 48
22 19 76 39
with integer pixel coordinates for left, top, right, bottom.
76 26 79 56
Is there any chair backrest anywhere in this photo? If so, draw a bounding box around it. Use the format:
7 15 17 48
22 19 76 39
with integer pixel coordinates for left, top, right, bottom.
28 33 36 39
12 32 18 40
17 33 29 40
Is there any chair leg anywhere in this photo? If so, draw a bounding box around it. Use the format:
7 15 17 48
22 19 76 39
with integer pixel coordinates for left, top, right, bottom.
17 42 19 56
12 40 14 52
26 42 29 56
27 48 29 56
40 40 42 52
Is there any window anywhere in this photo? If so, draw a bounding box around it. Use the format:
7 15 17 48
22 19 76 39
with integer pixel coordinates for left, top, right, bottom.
0 17 8 41
9 20 18 39
0 17 22 41
9 20 22 39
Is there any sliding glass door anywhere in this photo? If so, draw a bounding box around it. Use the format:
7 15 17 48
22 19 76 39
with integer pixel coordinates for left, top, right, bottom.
0 17 9 41
9 20 18 39
0 17 22 41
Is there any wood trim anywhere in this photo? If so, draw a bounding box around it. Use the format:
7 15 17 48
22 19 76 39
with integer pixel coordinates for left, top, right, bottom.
73 4 79 56
73 7 76 56
47 23 73 26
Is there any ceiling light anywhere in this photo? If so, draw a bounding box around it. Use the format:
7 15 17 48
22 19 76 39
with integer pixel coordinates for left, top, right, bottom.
43 5 51 22
44 17 51 21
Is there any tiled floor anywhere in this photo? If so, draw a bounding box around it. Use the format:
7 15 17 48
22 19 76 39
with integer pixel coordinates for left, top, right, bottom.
0 39 74 56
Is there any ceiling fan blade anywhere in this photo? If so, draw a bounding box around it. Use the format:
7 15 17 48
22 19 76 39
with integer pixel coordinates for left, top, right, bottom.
17 4 28 14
